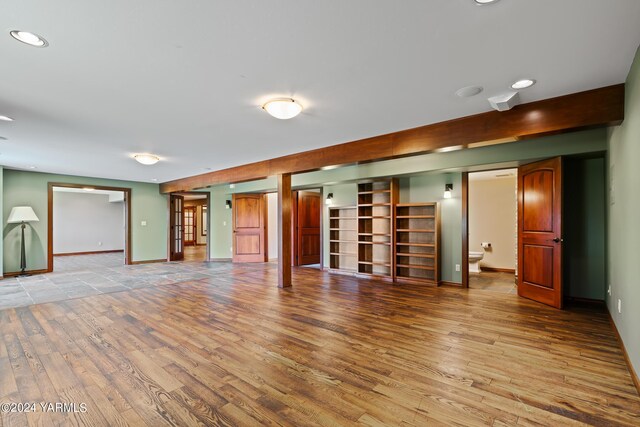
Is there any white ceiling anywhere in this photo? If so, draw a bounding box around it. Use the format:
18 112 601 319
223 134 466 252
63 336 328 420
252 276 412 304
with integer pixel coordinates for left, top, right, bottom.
1 0 639 183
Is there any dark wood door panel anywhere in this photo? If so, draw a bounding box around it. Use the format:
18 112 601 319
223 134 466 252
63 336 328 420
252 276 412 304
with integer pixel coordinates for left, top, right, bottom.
235 198 261 229
235 235 261 255
233 194 268 263
296 191 321 265
522 245 554 288
523 170 554 232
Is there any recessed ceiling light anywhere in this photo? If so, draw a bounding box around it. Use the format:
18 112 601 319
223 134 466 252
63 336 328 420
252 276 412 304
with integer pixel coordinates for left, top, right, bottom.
474 0 500 5
455 86 483 98
511 79 536 90
133 154 160 165
28 165 37 169
151 178 158 182
262 98 303 120
83 187 95 192
9 30 49 47
0 115 14 121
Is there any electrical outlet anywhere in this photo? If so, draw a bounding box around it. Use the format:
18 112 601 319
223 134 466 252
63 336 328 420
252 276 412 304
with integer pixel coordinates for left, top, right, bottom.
141 220 147 226
455 264 460 272
607 285 612 296
618 299 622 314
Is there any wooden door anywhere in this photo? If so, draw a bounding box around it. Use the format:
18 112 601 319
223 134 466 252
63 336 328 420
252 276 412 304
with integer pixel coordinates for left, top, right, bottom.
184 206 196 246
169 194 184 261
296 191 321 265
518 157 563 308
232 194 268 262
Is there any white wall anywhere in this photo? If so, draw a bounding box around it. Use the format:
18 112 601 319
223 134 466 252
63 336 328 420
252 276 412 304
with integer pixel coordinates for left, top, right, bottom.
469 177 517 270
267 192 278 260
53 192 125 254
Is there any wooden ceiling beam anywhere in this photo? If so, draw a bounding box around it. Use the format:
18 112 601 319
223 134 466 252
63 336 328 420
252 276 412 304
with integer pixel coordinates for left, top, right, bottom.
160 84 624 193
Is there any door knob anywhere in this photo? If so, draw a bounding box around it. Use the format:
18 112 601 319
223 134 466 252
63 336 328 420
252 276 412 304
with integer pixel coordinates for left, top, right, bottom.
552 237 563 243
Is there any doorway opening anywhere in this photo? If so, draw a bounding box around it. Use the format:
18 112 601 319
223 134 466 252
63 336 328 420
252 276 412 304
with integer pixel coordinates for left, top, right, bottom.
467 169 518 294
169 192 210 262
463 155 606 309
48 183 131 273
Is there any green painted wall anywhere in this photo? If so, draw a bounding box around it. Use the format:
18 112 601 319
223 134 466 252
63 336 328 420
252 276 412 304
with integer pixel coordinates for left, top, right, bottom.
400 173 463 283
207 129 608 277
209 186 233 259
564 157 606 300
295 128 607 187
607 46 640 378
3 170 168 273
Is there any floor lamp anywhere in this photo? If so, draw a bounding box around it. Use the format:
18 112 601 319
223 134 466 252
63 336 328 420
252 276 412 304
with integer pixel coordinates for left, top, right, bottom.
7 206 40 276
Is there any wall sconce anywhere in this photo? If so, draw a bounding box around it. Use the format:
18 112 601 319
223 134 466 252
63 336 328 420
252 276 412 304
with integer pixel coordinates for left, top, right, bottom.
325 193 334 205
225 200 232 209
444 184 453 199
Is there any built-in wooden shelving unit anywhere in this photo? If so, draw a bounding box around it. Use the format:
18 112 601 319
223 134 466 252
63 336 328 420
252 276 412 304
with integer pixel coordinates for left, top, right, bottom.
357 179 398 280
329 206 358 274
395 203 440 285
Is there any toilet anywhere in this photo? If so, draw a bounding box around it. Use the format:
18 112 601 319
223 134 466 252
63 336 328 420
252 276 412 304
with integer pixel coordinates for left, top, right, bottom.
469 251 484 273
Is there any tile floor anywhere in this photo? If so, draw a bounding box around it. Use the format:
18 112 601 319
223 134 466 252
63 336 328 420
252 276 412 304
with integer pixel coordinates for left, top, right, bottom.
0 252 226 311
469 270 517 294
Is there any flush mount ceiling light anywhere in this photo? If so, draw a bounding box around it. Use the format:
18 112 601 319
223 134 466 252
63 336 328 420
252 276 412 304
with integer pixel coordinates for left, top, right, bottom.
474 0 500 4
10 30 49 47
511 79 536 90
133 154 160 165
0 115 14 121
262 98 303 120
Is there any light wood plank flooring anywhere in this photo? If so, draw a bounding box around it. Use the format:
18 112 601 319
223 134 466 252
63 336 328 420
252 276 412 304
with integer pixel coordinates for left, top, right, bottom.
1 263 639 426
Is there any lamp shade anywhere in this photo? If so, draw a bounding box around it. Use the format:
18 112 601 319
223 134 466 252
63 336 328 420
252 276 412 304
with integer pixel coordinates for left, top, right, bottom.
7 206 39 223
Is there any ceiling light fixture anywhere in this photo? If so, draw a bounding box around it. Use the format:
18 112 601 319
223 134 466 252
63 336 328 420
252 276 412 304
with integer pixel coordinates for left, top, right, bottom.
9 30 49 47
133 154 160 165
474 0 500 5
511 79 536 90
83 187 95 192
262 98 303 120
0 115 14 122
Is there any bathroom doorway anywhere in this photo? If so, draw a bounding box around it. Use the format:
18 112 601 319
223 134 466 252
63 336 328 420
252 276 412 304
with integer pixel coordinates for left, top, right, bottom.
466 169 518 293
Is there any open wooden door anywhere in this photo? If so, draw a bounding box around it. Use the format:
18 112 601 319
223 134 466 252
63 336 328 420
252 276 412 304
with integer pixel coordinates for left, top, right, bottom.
295 191 321 265
518 157 563 308
232 194 268 262
184 206 196 246
169 194 184 261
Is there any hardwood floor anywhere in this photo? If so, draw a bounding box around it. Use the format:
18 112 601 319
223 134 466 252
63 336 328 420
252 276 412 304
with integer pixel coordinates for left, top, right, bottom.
184 245 207 262
1 263 639 426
